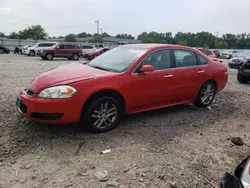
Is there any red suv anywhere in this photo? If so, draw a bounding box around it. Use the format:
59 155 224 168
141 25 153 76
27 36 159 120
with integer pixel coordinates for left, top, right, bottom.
38 43 82 61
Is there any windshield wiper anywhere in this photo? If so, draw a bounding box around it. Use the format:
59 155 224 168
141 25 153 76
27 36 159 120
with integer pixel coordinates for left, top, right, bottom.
89 65 110 71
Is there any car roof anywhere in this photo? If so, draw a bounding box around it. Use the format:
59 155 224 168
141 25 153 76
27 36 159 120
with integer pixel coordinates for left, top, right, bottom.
59 42 78 45
120 43 194 50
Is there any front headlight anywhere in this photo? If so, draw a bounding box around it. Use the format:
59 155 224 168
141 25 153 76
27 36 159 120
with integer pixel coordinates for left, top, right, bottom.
38 85 77 99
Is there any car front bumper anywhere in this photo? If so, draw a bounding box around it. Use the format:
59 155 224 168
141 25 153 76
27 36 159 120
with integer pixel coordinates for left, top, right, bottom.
16 91 83 124
22 50 29 55
238 69 250 76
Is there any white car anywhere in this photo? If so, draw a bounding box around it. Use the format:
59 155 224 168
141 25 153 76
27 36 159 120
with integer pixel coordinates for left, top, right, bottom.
220 50 240 59
80 44 96 55
23 42 58 56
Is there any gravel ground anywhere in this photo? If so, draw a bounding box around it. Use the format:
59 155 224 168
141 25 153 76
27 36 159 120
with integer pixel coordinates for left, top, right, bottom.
0 54 250 188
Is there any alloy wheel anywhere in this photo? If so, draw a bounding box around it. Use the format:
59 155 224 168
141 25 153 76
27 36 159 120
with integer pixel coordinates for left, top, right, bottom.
73 54 79 60
47 54 53 60
91 102 118 129
201 84 215 105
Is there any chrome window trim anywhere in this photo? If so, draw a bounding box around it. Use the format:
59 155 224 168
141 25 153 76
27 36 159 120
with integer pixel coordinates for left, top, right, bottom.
131 48 208 75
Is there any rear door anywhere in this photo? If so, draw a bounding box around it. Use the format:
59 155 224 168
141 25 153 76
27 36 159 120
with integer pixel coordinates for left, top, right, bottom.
170 49 209 101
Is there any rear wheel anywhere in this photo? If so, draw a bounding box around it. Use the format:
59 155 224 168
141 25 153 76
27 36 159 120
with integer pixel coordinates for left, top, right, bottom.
0 49 4 54
195 81 216 107
237 73 250 84
81 96 122 133
72 54 79 61
46 53 53 60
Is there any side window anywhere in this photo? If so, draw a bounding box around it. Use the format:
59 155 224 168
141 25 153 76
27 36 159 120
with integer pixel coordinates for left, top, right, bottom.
58 45 64 49
136 49 171 72
64 45 72 49
197 55 208 65
200 49 212 56
38 43 44 47
47 43 56 47
173 50 198 67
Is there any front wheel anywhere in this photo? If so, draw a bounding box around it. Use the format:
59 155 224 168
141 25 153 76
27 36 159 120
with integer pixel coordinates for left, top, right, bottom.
29 50 35 56
81 96 122 133
237 73 250 84
195 81 216 107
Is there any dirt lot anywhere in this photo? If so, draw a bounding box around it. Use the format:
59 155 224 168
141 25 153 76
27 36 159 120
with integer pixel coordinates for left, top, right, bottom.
0 54 249 188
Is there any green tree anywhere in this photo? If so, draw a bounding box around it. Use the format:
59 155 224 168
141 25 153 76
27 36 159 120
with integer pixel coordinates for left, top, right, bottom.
89 36 104 43
0 32 5 37
65 34 76 42
17 25 48 40
142 36 155 43
9 32 19 39
216 40 228 49
77 32 92 38
115 34 135 39
177 41 188 46
101 32 110 37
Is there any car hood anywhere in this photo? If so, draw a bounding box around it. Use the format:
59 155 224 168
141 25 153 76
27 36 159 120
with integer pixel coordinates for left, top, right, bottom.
30 63 113 92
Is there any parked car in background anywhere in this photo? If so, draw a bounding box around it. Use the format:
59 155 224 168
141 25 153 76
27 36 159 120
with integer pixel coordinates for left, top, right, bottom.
198 48 223 63
221 155 249 187
229 51 250 69
16 44 228 133
38 43 82 61
80 44 96 55
21 44 34 54
198 48 217 58
213 50 221 58
94 44 104 48
237 55 250 84
0 45 10 54
23 42 58 56
84 47 110 60
221 50 240 59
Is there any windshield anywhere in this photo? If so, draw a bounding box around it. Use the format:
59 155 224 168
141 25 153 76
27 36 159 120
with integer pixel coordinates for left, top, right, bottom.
88 46 147 72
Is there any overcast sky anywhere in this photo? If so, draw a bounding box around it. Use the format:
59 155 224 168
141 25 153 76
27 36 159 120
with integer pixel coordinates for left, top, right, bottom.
0 0 250 37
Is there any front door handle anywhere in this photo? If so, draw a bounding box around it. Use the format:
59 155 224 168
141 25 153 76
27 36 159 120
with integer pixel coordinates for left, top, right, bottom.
197 70 205 74
164 74 173 78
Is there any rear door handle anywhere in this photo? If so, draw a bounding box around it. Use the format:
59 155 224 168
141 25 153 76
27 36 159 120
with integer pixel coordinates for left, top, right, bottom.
164 74 173 78
197 70 205 74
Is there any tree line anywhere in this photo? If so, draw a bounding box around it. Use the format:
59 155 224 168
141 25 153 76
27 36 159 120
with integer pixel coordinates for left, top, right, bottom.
1 25 250 49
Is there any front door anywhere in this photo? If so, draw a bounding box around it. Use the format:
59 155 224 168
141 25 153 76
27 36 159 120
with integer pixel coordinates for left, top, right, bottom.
127 49 176 111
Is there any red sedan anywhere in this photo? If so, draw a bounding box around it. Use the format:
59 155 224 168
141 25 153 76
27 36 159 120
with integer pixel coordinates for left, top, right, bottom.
16 44 228 133
84 47 110 60
198 48 223 63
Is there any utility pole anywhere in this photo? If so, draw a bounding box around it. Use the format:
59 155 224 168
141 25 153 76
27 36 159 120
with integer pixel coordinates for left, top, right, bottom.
95 20 99 35
100 28 103 35
216 31 219 38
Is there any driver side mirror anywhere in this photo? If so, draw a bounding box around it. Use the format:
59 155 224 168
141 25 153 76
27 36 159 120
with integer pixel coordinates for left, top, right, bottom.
139 65 155 73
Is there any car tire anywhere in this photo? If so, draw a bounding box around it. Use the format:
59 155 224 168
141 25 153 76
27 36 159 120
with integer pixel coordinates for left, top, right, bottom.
29 50 35 56
72 54 79 61
0 49 4 54
237 73 250 84
195 80 216 107
81 96 122 133
46 53 54 60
